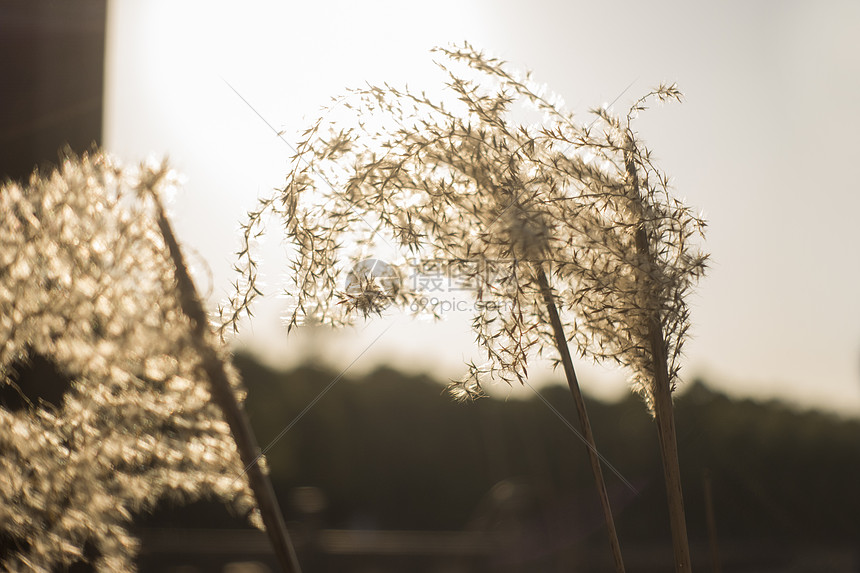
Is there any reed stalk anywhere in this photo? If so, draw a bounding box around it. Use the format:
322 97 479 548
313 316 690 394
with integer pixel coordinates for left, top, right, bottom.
625 149 691 572
536 266 625 573
150 186 302 573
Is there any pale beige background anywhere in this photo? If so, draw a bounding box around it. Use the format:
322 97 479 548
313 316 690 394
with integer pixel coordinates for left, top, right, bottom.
104 0 860 415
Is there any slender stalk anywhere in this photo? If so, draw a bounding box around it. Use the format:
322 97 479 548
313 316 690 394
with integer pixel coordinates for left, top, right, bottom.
646 318 691 572
625 149 692 573
703 469 722 573
150 188 302 573
535 267 625 573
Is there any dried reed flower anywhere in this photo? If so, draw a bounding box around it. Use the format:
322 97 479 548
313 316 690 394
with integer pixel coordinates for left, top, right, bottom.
225 42 707 572
225 43 706 407
557 86 708 411
0 153 256 572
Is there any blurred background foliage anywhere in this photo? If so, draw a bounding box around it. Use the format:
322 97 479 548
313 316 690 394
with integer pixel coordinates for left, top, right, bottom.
238 354 860 540
129 353 860 571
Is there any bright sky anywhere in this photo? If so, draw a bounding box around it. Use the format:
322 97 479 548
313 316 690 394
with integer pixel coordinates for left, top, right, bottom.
104 0 860 415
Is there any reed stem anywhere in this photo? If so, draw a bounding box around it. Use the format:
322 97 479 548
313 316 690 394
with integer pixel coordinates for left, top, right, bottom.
625 149 692 573
535 266 626 573
151 188 302 573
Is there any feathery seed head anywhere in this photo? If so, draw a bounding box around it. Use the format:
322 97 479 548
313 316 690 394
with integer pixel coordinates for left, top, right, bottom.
226 43 707 407
1 152 256 571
